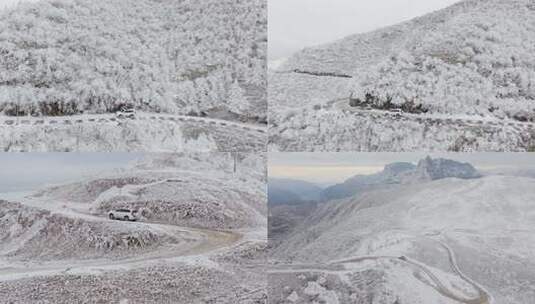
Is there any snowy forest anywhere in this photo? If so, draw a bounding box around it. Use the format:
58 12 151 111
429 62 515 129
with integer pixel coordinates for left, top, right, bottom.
350 0 535 121
0 0 266 121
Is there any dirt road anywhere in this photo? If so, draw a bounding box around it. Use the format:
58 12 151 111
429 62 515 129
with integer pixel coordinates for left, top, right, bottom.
0 192 243 282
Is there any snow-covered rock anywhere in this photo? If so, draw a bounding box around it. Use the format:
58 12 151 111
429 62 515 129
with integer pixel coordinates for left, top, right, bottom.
408 156 481 182
321 156 480 201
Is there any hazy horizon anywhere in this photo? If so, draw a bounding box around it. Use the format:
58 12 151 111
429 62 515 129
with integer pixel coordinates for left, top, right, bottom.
268 0 462 63
0 153 142 193
269 153 535 185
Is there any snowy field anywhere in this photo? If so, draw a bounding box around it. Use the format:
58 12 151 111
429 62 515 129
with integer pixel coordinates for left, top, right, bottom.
0 153 267 303
268 157 535 304
269 0 535 151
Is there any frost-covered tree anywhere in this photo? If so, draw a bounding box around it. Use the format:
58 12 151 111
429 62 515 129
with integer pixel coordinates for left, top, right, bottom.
227 80 249 115
0 0 266 121
345 0 535 120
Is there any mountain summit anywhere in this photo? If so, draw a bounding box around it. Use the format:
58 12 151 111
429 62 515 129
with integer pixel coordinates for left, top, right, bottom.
413 156 481 181
321 157 480 201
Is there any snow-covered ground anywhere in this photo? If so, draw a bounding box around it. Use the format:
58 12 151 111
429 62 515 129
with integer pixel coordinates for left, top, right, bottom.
269 165 535 303
0 0 41 11
0 112 266 152
269 0 535 151
0 152 267 303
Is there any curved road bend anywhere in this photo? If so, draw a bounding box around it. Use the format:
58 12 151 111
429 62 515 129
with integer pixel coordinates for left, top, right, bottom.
0 195 242 282
269 250 490 304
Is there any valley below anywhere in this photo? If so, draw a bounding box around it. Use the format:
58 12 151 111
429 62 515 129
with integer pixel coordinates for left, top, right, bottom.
268 157 535 304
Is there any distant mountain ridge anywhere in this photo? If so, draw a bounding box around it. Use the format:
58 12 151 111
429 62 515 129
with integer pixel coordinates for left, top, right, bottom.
268 178 322 205
321 156 480 201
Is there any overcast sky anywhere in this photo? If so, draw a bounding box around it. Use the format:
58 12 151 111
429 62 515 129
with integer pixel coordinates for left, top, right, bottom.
269 153 535 185
268 0 462 62
0 153 142 193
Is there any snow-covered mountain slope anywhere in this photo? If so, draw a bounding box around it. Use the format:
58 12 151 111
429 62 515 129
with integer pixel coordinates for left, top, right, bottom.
0 152 267 303
35 152 267 230
270 175 535 304
269 0 535 151
268 203 318 250
321 157 479 201
0 0 266 122
0 200 181 261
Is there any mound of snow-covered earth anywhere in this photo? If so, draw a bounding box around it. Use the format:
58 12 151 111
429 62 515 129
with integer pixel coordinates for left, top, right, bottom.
269 0 535 151
92 173 266 230
270 175 535 304
0 200 180 261
34 175 159 203
35 152 267 230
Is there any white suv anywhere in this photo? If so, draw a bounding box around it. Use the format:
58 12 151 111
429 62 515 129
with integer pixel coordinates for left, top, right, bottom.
108 209 138 221
116 106 136 119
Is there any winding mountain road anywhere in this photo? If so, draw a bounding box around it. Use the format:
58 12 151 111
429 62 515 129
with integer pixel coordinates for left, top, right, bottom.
0 112 266 134
271 70 535 132
334 98 535 131
270 243 491 304
0 192 243 282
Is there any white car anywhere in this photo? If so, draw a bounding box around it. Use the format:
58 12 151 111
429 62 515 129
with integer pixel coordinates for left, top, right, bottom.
108 209 138 221
116 106 136 119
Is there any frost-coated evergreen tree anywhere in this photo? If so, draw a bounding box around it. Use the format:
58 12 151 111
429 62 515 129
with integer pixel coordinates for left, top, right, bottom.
227 80 249 115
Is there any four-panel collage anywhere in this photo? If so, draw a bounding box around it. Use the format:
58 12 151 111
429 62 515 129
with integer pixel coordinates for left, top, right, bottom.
0 0 533 303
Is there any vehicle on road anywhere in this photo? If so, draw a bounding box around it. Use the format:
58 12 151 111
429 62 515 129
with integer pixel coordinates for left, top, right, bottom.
108 209 138 221
116 106 136 119
166 178 183 182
